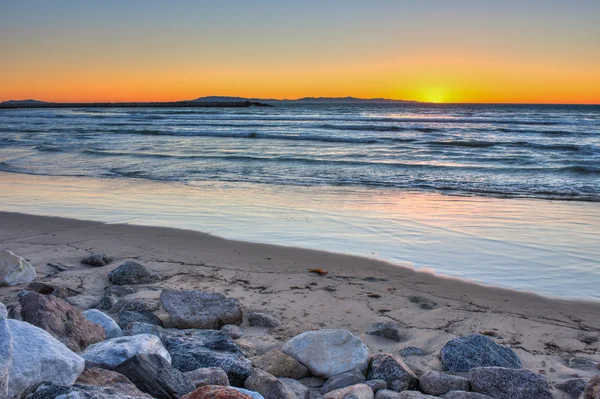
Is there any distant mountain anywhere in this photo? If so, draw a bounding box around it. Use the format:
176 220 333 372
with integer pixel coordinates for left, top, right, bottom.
193 96 417 104
1 99 48 105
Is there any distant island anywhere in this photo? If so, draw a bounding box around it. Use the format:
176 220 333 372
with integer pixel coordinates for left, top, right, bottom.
0 96 418 109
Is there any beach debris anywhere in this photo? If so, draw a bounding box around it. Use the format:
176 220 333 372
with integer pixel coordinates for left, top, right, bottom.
407 295 438 310
19 291 105 351
282 329 370 378
321 368 366 394
118 309 164 329
322 383 373 399
108 261 161 285
244 368 295 399
81 334 171 370
308 268 328 276
250 349 309 379
160 289 243 329
185 367 230 388
0 249 36 287
365 321 407 342
182 385 257 399
419 370 470 396
81 253 113 267
247 311 281 328
83 309 123 339
367 293 381 298
554 377 588 398
440 333 522 372
366 353 418 392
469 367 553 399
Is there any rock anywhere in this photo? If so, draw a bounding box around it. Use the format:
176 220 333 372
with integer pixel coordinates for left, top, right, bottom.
182 385 257 399
26 282 79 299
6 319 85 398
105 284 138 297
20 291 106 351
583 375 600 399
160 289 243 329
248 312 281 328
81 334 171 369
244 368 295 399
113 298 160 314
375 391 437 399
0 249 36 286
114 353 195 399
222 324 245 339
398 347 428 357
365 380 387 392
75 367 154 398
233 387 266 399
184 367 230 388
568 357 599 371
0 304 12 398
419 371 470 396
0 302 7 318
440 334 522 372
123 322 165 339
236 339 258 358
469 367 552 399
407 296 437 310
97 293 119 311
118 310 163 329
109 261 161 285
322 383 374 399
83 309 123 339
554 378 588 398
283 329 370 378
162 328 252 386
366 354 418 392
321 369 366 394
440 392 494 399
14 382 76 399
365 322 407 342
280 378 310 399
251 349 310 379
81 254 113 267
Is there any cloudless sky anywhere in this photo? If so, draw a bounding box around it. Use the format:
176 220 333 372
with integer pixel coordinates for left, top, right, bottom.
1 0 599 103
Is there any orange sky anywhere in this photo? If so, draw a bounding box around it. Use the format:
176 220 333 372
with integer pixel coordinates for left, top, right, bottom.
1 1 599 104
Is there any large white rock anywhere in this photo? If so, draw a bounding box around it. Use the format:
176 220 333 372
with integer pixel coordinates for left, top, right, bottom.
0 304 12 398
83 309 123 339
0 249 36 287
6 319 85 398
80 334 171 369
282 329 370 378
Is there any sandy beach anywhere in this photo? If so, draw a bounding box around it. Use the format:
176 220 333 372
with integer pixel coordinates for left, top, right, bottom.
1 210 599 394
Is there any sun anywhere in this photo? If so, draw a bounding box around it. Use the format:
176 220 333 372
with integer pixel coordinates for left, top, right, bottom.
421 88 448 103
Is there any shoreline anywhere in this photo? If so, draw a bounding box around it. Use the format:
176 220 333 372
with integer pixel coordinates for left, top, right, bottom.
1 210 599 387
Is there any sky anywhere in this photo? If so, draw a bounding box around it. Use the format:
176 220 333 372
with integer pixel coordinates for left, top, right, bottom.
1 1 599 104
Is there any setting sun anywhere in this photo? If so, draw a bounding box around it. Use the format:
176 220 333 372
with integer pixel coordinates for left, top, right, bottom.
421 87 449 103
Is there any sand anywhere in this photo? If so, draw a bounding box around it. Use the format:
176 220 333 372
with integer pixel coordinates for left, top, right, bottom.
0 211 599 391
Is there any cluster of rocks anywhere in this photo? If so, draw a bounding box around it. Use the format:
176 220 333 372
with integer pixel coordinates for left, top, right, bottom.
1 252 599 399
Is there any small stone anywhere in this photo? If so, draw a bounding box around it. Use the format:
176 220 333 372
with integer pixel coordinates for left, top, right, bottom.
83 309 123 339
322 383 374 399
321 369 366 394
235 339 257 358
568 357 599 371
554 378 588 398
109 261 161 285
366 354 418 392
419 370 470 396
81 254 113 267
280 378 310 399
96 293 119 311
182 385 258 399
583 375 600 399
398 347 428 357
366 321 407 342
113 298 160 313
0 249 37 286
407 296 437 310
80 334 171 370
26 282 79 299
251 349 309 379
222 324 245 339
365 380 387 392
244 368 295 399
441 334 522 372
184 367 230 388
469 367 552 399
248 312 281 328
105 284 138 297
118 310 163 329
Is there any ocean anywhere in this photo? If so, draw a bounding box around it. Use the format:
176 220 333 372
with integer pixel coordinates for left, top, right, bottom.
0 103 599 298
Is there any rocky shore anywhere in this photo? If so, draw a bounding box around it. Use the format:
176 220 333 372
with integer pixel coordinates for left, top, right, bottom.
0 212 599 399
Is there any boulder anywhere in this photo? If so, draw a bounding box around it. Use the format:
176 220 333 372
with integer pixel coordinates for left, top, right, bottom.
0 304 12 398
554 378 588 398
233 387 266 399
365 322 407 342
118 310 163 329
81 254 113 267
20 291 106 351
440 392 493 399
583 375 600 399
160 289 243 329
222 324 245 339
74 367 154 398
321 369 366 394
114 354 195 399
365 380 387 392
248 312 281 328
375 391 437 399
282 329 370 378
0 302 7 318
182 385 256 399
251 349 309 379
6 319 85 398
419 370 470 396
109 261 161 285
468 367 552 399
366 354 418 392
83 309 123 339
244 368 295 399
184 367 230 388
440 334 522 372
123 322 165 339
280 378 310 399
0 249 36 286
162 328 252 386
80 334 171 369
322 383 374 399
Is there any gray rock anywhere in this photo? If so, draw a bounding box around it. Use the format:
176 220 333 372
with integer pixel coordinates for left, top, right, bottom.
108 261 161 285
81 254 113 267
114 354 195 399
232 387 266 399
73 367 154 398
0 249 36 286
322 383 374 399
568 357 599 371
6 319 85 398
83 309 123 339
366 354 418 392
583 375 600 399
161 328 252 386
160 289 243 329
554 378 588 398
376 391 438 398
251 349 309 379
321 369 366 394
122 322 165 339
96 293 119 311
0 304 12 398
248 312 281 328
440 334 522 372
118 310 163 329
365 322 407 342
364 380 386 393
407 296 437 310
469 367 552 399
80 334 171 370
184 367 230 388
26 282 79 299
105 284 138 297
113 298 160 314
419 371 470 396
280 378 310 399
0 302 7 318
440 391 494 399
283 329 370 378
398 347 428 357
245 368 295 399
222 324 245 339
